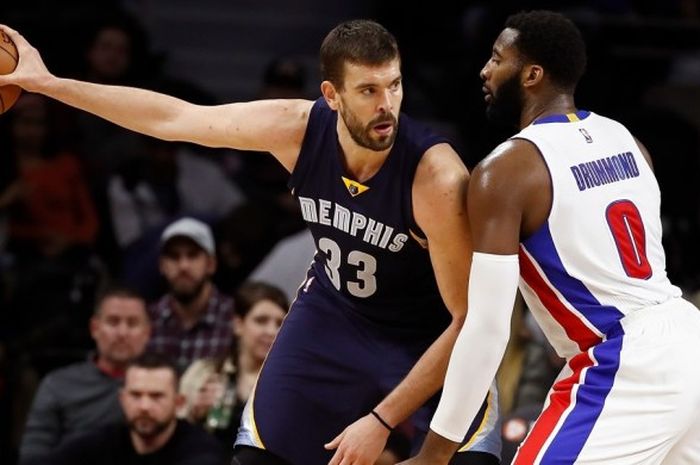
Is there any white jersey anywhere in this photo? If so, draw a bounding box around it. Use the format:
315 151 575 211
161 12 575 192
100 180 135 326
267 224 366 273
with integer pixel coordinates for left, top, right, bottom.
514 111 681 359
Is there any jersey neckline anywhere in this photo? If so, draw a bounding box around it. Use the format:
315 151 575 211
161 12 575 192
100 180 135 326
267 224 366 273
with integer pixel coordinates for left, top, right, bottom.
533 110 591 125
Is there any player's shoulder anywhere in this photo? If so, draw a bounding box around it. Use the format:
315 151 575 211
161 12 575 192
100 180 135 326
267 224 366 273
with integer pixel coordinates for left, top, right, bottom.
245 97 315 119
285 98 317 127
476 138 539 176
416 142 469 191
300 98 336 136
471 138 547 200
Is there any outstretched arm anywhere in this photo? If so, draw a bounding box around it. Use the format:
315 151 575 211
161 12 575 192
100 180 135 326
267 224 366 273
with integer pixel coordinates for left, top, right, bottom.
324 143 473 465
0 25 312 172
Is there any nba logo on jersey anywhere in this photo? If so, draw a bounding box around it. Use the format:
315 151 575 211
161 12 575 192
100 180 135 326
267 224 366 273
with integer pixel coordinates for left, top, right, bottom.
578 128 593 143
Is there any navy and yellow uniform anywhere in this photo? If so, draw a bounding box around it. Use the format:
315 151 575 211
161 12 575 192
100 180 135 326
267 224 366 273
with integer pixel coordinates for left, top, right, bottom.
236 99 500 465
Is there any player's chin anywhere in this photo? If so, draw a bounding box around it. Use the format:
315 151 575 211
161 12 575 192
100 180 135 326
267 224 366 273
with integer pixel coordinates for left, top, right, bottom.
370 131 396 150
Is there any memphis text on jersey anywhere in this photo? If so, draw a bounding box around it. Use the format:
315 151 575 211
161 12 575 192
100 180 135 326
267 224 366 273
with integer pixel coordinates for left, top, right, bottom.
298 196 408 252
570 151 640 192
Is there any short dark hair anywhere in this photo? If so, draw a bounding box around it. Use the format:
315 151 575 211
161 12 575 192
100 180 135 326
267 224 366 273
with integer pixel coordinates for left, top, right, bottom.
127 352 180 386
320 19 399 89
234 281 289 319
505 10 586 91
94 284 146 316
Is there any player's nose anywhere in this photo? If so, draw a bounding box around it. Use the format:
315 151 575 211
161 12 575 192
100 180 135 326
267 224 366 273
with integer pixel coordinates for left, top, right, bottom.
480 63 490 81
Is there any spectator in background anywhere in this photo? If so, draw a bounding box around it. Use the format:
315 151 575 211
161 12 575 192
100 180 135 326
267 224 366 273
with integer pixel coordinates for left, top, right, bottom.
73 15 156 276
19 286 150 465
147 217 234 372
109 138 245 299
178 281 288 452
214 203 281 294
50 352 225 465
209 58 312 296
248 228 315 302
228 56 310 243
0 93 97 259
0 93 99 346
76 16 151 189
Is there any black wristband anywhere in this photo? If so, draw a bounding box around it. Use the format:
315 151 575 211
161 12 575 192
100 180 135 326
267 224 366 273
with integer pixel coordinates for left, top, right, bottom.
370 410 394 431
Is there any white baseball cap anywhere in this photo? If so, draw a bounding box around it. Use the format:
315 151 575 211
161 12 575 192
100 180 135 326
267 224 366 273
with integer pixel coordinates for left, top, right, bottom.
160 217 215 255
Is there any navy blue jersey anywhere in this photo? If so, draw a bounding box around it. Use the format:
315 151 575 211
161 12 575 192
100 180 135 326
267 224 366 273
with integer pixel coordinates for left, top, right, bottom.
289 98 453 331
236 99 502 464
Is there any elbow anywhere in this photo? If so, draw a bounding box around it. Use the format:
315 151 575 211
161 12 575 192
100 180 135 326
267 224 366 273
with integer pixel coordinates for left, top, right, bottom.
450 312 467 331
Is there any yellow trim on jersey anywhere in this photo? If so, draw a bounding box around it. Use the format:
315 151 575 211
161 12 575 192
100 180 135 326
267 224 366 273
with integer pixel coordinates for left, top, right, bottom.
566 113 580 122
247 386 266 448
458 390 493 452
244 279 313 450
342 176 370 197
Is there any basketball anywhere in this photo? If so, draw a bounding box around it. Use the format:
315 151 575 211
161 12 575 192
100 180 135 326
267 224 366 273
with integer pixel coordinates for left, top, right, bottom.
0 30 21 114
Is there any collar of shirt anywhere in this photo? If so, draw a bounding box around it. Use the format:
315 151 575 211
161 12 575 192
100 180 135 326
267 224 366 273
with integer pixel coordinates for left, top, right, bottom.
154 286 226 329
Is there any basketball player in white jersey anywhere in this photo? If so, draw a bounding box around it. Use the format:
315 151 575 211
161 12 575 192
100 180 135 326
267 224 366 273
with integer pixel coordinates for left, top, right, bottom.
400 9 700 465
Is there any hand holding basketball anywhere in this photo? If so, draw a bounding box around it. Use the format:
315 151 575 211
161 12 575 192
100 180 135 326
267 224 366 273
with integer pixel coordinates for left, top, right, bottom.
0 25 53 100
0 29 21 114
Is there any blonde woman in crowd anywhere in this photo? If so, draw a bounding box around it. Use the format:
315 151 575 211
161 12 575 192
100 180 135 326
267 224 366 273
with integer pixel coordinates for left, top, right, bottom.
178 281 288 449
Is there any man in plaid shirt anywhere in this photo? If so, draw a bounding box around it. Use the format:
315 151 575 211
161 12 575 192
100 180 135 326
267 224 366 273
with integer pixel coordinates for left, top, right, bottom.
146 217 234 372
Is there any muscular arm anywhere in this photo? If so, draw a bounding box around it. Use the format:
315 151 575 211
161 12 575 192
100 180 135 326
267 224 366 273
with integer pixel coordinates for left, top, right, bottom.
325 144 474 465
404 140 549 463
0 26 311 172
373 143 472 425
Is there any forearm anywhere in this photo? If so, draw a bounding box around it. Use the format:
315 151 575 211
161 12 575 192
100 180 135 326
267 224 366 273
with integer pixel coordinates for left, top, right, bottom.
37 76 193 142
430 253 518 442
430 311 510 442
374 320 461 427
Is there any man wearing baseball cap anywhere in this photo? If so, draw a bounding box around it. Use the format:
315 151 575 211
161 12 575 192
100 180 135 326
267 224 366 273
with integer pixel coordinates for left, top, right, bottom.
146 217 234 373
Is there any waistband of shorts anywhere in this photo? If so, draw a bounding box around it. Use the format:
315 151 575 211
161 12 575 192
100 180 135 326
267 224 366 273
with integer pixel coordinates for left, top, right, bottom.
607 297 696 338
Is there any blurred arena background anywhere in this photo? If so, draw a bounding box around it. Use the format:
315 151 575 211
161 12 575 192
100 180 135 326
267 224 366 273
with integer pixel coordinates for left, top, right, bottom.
2 1 700 463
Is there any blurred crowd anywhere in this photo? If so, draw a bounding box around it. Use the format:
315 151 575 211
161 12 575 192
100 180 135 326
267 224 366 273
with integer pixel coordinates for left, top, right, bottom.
2 1 700 464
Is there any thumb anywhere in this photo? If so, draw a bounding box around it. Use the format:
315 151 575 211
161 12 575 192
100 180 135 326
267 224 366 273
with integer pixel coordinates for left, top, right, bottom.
324 430 344 450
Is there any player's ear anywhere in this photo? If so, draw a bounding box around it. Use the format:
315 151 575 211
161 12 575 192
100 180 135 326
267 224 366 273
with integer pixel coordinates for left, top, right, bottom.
522 64 544 88
321 81 340 110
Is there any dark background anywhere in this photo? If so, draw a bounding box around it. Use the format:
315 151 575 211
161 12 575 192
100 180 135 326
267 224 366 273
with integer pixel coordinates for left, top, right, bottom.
2 1 700 462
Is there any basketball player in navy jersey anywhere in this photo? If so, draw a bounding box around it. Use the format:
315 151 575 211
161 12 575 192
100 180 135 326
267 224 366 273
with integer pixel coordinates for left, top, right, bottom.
0 20 501 465
401 10 700 465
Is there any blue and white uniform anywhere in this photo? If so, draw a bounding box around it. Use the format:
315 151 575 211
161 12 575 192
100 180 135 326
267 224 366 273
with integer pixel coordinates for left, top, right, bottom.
236 99 500 465
513 111 700 465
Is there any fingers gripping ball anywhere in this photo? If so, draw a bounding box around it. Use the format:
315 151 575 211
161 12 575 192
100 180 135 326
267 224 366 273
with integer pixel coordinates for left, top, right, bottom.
0 31 21 114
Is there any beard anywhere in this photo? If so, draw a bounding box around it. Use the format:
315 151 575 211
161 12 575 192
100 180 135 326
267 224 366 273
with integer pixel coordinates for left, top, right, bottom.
127 414 171 440
485 71 524 128
170 275 208 305
339 101 398 152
